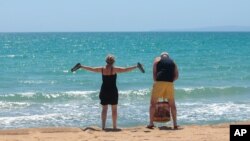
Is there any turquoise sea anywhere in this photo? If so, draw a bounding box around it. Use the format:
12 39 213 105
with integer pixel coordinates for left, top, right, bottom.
0 32 250 129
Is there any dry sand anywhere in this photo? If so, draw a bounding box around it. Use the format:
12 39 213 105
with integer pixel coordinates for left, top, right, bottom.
0 121 249 141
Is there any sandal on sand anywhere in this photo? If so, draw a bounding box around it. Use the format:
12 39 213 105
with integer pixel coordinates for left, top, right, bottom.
137 62 145 73
146 124 155 129
71 63 81 72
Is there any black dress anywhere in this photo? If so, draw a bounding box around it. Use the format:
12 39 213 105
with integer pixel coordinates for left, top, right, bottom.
99 68 118 105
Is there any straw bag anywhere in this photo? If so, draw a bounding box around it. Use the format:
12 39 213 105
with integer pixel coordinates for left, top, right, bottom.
153 101 171 122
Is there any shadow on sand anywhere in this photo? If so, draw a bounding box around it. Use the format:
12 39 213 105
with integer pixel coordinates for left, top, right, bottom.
81 127 101 131
103 128 122 132
80 127 122 132
158 126 183 130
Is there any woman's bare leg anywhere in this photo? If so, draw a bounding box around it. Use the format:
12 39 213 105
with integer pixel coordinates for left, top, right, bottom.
101 105 108 130
111 105 117 129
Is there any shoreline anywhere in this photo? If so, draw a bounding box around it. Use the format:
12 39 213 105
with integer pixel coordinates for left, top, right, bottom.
0 121 249 141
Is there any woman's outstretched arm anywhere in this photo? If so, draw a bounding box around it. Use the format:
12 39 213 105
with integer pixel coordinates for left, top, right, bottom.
80 65 102 73
114 65 138 73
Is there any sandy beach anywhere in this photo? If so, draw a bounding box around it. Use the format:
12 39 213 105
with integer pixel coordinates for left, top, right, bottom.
0 121 248 141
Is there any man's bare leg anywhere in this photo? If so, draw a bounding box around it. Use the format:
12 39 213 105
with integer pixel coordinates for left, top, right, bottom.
168 98 178 129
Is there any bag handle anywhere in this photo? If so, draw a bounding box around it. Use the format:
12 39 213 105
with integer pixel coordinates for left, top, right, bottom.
157 98 167 102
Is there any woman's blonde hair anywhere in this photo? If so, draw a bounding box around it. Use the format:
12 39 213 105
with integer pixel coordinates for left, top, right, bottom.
105 54 115 65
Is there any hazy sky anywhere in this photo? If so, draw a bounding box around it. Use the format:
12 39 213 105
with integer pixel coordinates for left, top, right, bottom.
0 0 250 32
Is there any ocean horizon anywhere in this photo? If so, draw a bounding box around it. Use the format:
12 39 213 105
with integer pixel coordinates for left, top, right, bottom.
1 32 250 129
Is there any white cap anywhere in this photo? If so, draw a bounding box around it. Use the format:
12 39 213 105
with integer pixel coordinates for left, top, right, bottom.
160 52 169 57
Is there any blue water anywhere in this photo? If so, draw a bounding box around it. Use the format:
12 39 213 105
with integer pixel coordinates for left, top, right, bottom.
0 32 250 129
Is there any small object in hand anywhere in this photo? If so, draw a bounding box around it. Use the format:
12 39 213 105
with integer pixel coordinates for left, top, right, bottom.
137 62 145 73
71 63 81 72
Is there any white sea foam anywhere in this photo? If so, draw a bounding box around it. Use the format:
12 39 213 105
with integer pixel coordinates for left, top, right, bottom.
177 87 205 92
0 91 99 100
0 54 23 58
119 89 149 96
19 80 57 84
65 90 97 95
176 86 250 94
19 80 45 84
18 92 36 97
0 102 30 109
63 70 69 73
178 102 250 123
0 55 14 58
0 114 61 125
7 55 15 58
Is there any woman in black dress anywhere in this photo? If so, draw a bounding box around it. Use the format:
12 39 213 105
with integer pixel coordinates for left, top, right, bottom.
75 54 140 130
